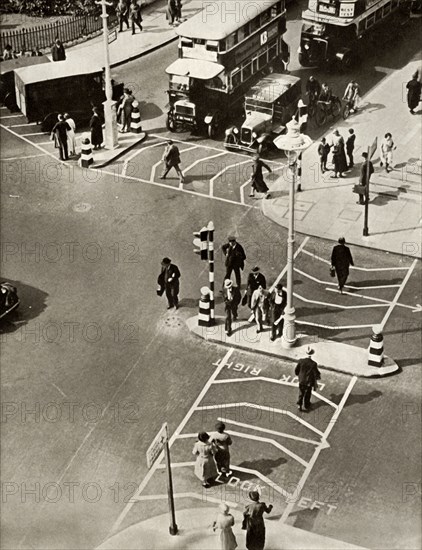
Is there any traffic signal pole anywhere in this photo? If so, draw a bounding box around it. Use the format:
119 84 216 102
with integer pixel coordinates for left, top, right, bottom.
208 221 215 324
363 146 370 237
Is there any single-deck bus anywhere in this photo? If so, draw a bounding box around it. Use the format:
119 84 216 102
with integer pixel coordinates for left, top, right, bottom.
165 0 290 137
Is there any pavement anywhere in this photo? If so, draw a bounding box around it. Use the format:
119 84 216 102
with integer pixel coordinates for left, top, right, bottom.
262 58 422 258
186 316 399 378
98 507 368 550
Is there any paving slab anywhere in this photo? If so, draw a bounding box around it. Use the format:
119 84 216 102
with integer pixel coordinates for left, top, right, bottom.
186 316 399 378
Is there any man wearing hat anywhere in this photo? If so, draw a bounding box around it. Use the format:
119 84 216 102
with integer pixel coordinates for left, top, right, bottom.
294 348 321 412
243 266 266 308
268 283 287 341
222 279 241 337
357 151 374 205
160 140 185 183
157 257 181 309
222 236 246 288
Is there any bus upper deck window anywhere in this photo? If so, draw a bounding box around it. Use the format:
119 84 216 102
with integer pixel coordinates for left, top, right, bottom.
250 16 260 32
181 38 193 48
260 8 271 25
206 40 219 52
195 38 206 45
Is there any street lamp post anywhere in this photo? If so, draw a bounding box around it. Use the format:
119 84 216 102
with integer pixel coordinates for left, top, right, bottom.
274 118 313 348
96 0 118 149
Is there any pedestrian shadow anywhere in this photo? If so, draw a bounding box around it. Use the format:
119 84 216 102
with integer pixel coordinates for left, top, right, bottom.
327 390 383 407
237 457 287 477
359 101 386 114
397 357 421 368
139 101 163 121
0 280 48 335
351 277 404 286
178 298 198 309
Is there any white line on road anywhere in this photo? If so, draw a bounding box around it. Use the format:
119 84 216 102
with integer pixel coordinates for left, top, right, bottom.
280 375 357 523
212 377 338 409
108 348 235 538
197 402 324 437
183 151 227 174
0 123 64 164
294 292 388 310
132 492 239 508
301 248 410 271
210 159 251 197
21 131 46 136
121 141 163 177
326 287 419 311
8 122 38 127
240 179 251 204
0 153 47 161
379 259 418 330
218 418 321 445
296 320 374 330
295 268 401 289
0 113 24 118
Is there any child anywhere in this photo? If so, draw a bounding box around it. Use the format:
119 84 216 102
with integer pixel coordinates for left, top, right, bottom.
318 137 330 173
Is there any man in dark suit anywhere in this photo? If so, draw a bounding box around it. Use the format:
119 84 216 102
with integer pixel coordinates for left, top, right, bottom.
222 236 246 288
357 152 374 205
268 283 287 341
51 37 66 61
160 140 185 183
243 266 266 308
331 237 354 294
51 114 70 160
295 348 321 412
157 257 181 309
222 279 241 337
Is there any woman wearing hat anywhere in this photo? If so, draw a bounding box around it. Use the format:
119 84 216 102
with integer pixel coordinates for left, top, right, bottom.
249 154 272 199
242 491 273 550
192 432 218 488
213 502 238 550
210 421 232 476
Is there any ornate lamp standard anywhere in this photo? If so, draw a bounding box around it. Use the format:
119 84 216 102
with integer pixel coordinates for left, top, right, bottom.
274 118 313 348
96 0 119 149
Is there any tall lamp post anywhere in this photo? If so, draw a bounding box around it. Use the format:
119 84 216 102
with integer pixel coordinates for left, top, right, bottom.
96 0 119 149
274 118 313 348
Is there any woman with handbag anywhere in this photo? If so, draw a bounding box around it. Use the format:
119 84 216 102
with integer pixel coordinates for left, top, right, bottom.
330 237 354 294
242 491 273 550
192 432 218 488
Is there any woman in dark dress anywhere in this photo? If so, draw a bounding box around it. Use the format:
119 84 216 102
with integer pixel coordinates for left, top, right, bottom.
331 129 347 178
243 491 273 550
249 155 272 198
90 107 103 150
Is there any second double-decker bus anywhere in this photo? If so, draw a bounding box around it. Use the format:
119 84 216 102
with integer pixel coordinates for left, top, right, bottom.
165 0 290 137
298 0 408 69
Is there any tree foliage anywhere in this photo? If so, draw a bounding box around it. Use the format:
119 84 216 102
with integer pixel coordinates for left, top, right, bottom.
5 0 104 16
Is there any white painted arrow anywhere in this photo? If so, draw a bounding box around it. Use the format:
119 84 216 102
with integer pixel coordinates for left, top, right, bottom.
412 304 422 313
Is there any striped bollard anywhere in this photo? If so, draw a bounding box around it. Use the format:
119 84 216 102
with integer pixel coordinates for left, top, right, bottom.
208 221 215 325
79 135 93 168
130 101 142 134
198 286 211 327
296 152 302 192
368 325 384 368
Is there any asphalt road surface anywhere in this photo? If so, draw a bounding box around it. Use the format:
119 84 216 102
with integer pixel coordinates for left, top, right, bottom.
1 3 421 550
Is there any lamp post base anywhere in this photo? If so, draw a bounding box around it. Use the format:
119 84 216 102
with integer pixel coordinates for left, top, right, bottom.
282 307 297 348
103 99 119 150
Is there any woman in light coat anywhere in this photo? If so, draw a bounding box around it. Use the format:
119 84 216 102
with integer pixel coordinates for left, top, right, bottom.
192 432 218 488
64 113 76 156
213 503 238 550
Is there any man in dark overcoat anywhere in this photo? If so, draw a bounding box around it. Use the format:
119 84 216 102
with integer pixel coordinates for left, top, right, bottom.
406 72 422 114
51 38 66 61
331 237 354 293
357 151 374 205
157 257 181 309
160 140 185 183
268 283 287 341
222 236 246 288
243 266 266 308
51 114 70 160
295 348 321 412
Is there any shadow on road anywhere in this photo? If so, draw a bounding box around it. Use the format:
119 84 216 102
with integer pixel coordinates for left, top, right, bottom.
0 280 48 334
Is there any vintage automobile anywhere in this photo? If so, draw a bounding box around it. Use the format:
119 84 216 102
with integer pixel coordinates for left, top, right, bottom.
224 73 301 154
13 57 123 131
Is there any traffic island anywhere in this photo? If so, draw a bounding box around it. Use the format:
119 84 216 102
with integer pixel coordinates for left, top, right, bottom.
186 316 399 378
98 507 368 550
89 131 147 169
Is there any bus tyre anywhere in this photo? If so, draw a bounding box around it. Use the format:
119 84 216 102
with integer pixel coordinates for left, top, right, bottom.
166 113 176 132
208 123 216 139
332 98 342 118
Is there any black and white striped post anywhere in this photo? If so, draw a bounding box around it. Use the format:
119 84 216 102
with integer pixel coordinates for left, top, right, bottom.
207 221 215 324
296 153 303 192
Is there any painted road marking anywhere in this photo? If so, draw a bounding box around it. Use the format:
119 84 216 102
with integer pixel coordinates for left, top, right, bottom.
212 377 337 410
0 153 47 161
302 248 410 271
121 141 163 177
380 259 418 330
132 492 239 507
297 320 374 330
21 131 46 136
295 267 401 289
176 431 309 467
197 402 324 437
7 122 38 127
183 151 227 174
216 418 321 446
294 292 387 310
0 123 64 164
326 287 421 311
109 347 235 536
149 144 198 182
281 375 357 520
210 159 251 197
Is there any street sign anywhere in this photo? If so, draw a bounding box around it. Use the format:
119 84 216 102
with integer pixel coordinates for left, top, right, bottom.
146 423 168 469
108 30 117 44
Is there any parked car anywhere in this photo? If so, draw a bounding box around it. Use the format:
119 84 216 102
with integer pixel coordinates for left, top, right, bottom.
224 73 301 154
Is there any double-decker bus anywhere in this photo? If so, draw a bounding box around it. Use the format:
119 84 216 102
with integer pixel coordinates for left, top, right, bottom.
165 0 290 137
298 0 408 69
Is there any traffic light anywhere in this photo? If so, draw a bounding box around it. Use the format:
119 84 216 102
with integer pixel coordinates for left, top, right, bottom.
193 227 208 260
